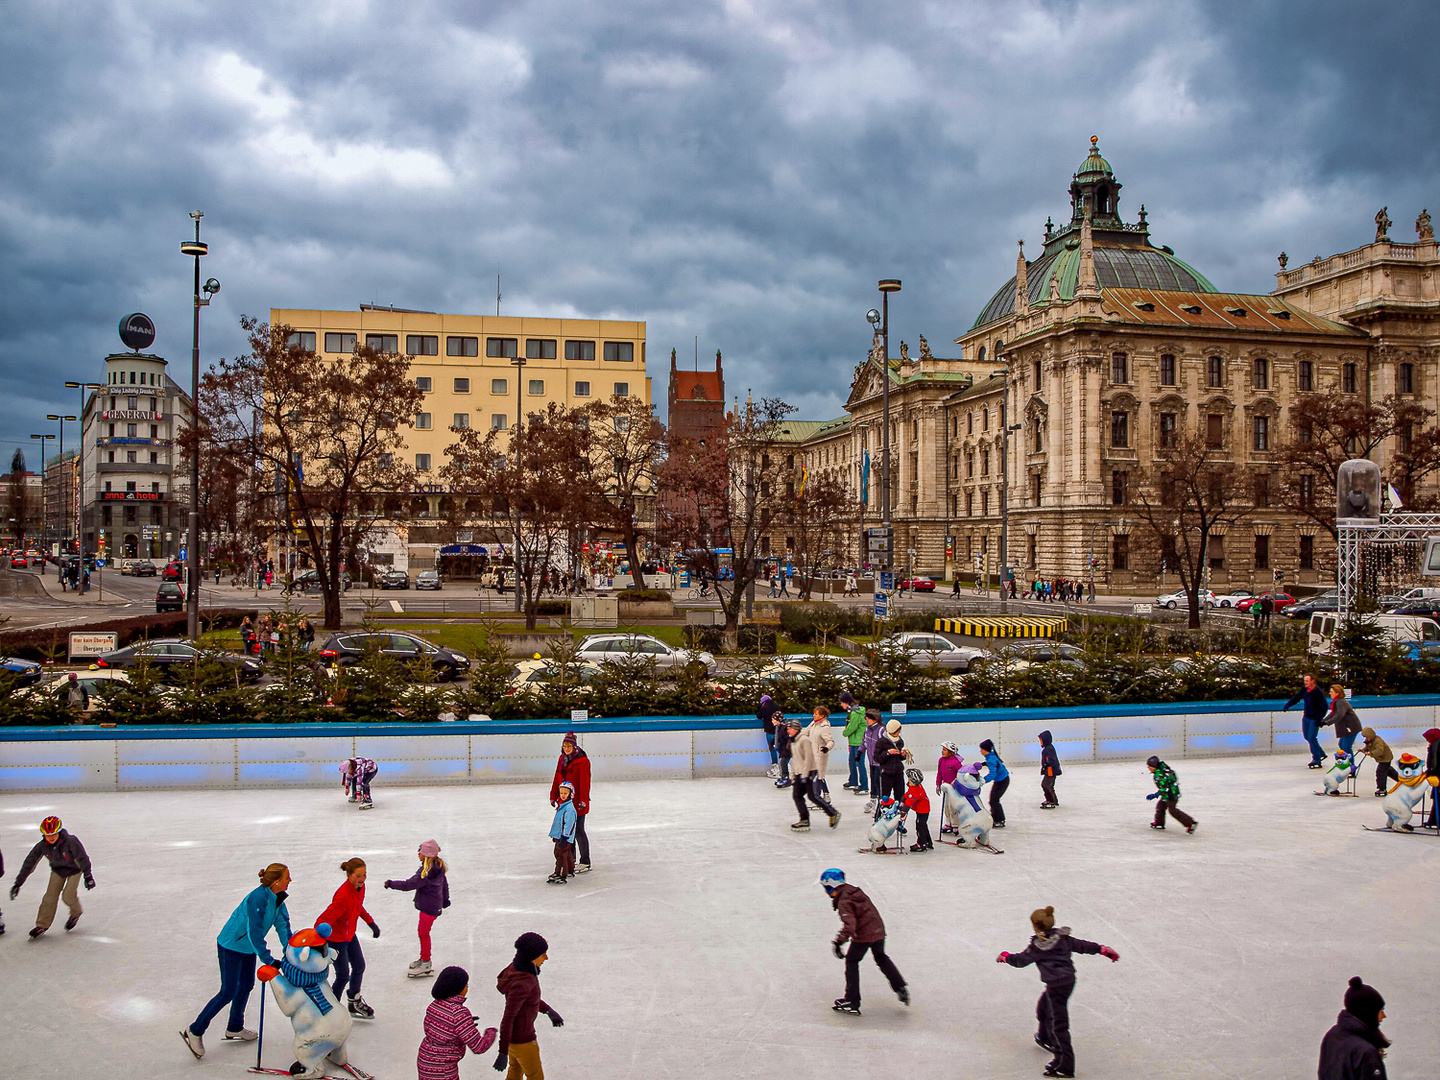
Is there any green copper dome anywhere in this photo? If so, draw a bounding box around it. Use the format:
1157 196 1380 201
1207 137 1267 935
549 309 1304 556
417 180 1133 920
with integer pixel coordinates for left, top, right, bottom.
1074 135 1113 178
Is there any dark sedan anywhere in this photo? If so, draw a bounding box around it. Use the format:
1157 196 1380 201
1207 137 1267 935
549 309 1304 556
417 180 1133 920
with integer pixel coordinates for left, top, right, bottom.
1 656 43 686
315 631 470 681
156 582 184 612
93 639 263 681
379 570 410 590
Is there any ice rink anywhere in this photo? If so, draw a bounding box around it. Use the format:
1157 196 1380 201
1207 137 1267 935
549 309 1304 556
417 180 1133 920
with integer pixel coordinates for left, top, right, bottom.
1 753 1436 1080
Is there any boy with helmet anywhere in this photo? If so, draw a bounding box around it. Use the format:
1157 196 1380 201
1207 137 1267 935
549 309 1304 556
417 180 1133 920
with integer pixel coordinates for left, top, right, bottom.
902 768 932 851
10 815 93 938
819 868 909 1016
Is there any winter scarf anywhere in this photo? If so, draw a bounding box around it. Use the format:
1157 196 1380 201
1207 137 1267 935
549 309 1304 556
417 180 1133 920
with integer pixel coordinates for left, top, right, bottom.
952 780 982 813
281 959 333 1015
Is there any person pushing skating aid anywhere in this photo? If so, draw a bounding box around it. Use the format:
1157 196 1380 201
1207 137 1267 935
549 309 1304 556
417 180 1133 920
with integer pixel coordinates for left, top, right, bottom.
997 905 1119 1078
820 868 909 1015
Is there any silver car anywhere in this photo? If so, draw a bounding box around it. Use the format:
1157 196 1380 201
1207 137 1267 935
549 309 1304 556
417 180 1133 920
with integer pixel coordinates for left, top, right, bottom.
887 632 986 671
575 633 717 674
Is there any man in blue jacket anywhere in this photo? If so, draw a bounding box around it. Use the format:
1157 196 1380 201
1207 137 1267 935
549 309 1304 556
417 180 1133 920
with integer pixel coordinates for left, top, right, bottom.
1284 672 1330 768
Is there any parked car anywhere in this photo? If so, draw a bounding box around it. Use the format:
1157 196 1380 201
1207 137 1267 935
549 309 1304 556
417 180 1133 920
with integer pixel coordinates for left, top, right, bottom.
161 561 183 580
289 568 353 592
989 641 1086 673
575 633 718 674
886 632 986 672
315 631 471 681
1235 591 1295 613
16 669 143 712
898 576 936 592
415 570 442 590
380 570 411 590
1215 590 1254 608
93 639 263 681
1282 595 1340 620
506 659 603 697
156 581 184 612
118 559 139 575
1156 590 1217 609
755 654 863 680
1 656 44 686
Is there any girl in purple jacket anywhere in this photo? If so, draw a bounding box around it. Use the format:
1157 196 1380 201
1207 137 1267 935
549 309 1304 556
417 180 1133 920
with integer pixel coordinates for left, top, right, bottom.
417 965 496 1080
384 840 449 979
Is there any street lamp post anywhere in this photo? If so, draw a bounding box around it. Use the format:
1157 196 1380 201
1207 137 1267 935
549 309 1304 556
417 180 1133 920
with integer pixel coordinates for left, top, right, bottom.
29 433 53 552
180 212 219 639
45 414 77 557
998 361 1022 610
64 382 104 569
865 279 901 579
509 351 527 614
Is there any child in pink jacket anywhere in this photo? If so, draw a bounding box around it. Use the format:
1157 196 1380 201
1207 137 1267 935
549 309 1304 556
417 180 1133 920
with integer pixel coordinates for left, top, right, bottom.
417 965 496 1080
936 743 963 834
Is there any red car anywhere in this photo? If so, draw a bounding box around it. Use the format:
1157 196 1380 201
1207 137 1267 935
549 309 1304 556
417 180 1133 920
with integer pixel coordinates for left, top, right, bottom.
9 554 27 569
898 577 936 592
161 562 184 581
1236 592 1294 613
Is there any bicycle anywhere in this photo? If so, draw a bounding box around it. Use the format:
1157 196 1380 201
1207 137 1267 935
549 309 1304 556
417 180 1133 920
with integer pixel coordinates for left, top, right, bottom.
686 584 715 601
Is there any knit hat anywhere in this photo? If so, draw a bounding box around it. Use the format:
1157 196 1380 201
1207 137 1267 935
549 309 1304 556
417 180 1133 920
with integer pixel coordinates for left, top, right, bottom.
760 695 773 705
1343 976 1385 1027
785 717 802 730
418 839 441 858
840 692 855 706
432 965 468 1000
1146 755 1161 768
514 931 549 964
886 719 902 735
1424 728 1440 743
978 739 994 753
1030 906 1055 934
562 731 578 745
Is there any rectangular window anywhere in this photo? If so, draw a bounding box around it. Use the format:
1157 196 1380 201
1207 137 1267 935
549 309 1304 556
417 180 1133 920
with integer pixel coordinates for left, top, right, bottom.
1254 474 1270 507
491 414 508 431
490 379 507 394
1253 415 1269 451
286 331 316 351
1031 473 1042 505
1111 352 1128 384
1297 360 1314 391
614 416 630 433
1299 534 1315 570
149 452 158 464
575 381 591 397
127 423 138 437
126 450 137 463
1254 535 1270 570
415 412 432 430
1399 362 1414 394
981 449 990 476
565 340 596 361
526 339 557 360
415 376 432 392
149 424 158 438
454 378 470 393
1253 357 1269 389
1298 420 1313 444
613 382 630 398
603 341 634 363
1160 412 1177 448
125 506 136 525
1110 411 1128 448
981 490 990 515
365 334 398 353
1399 424 1413 453
415 454 431 471
1160 354 1176 386
1206 414 1223 449
486 338 518 358
446 336 479 357
965 492 973 517
1300 473 1315 508
1208 534 1225 571
1111 470 1127 506
1342 362 1357 393
406 335 439 356
528 379 544 395
966 453 974 479
1112 534 1129 571
453 413 469 429
1207 356 1224 387
1032 360 1042 388
324 332 357 353
967 413 974 435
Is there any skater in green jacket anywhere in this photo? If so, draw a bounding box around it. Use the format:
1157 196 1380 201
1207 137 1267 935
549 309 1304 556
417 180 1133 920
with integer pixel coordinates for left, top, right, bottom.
1146 756 1196 833
841 692 867 792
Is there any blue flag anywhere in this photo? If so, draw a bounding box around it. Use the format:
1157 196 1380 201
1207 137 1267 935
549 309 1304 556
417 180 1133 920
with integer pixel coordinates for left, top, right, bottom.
861 448 870 503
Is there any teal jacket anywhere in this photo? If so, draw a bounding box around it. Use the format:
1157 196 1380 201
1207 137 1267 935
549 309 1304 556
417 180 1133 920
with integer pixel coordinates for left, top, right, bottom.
217 885 293 967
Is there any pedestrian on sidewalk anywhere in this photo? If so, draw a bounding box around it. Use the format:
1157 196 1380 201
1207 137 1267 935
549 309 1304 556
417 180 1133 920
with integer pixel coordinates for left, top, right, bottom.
1145 756 1197 833
10 815 93 938
548 732 592 873
64 673 89 719
821 868 908 1015
1284 672 1330 768
788 716 841 831
495 932 563 1080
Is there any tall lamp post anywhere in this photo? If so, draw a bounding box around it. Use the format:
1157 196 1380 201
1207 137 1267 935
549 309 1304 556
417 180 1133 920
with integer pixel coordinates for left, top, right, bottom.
44 415 77 558
64 382 104 567
509 350 527 613
29 433 53 552
865 278 901 576
181 211 220 639
997 360 1022 609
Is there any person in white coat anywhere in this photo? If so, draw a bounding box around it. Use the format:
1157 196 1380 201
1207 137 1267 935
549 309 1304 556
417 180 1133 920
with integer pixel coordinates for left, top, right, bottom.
805 706 837 798
788 715 841 831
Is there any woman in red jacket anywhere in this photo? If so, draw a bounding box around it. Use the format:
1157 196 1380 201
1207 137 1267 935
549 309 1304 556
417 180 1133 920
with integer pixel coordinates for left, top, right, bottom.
549 732 592 873
316 857 380 1019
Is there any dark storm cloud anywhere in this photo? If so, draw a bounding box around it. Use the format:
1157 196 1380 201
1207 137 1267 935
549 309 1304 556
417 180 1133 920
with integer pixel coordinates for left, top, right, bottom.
1 0 1435 459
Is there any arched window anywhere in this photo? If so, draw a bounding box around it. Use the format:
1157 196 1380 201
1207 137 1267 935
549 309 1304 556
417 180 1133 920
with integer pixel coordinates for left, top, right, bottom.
1097 186 1110 214
977 345 986 362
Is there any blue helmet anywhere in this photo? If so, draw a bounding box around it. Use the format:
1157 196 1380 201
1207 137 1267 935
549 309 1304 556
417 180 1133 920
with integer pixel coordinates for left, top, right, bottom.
819 868 845 891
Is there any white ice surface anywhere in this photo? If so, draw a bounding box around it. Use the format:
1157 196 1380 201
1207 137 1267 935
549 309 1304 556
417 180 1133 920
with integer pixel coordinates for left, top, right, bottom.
0 755 1436 1080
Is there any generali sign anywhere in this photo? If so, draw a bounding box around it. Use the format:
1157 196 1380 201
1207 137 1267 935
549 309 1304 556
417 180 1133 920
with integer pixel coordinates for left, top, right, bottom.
100 410 163 421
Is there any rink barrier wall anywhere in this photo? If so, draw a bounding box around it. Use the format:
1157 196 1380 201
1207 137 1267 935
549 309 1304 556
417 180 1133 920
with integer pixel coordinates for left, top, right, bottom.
2 695 1438 792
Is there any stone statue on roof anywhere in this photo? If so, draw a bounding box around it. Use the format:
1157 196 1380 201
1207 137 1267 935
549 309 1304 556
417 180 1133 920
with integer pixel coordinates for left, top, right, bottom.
918 334 933 360
1375 206 1392 243
1049 274 1061 303
869 330 884 365
899 340 910 362
1418 209 1433 242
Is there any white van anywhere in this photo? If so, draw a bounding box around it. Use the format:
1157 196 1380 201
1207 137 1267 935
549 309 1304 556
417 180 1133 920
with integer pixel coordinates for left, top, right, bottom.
1309 611 1440 655
1398 587 1440 602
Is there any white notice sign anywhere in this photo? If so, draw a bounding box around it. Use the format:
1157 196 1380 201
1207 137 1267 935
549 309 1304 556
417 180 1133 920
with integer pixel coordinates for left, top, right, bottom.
69 632 118 660
570 709 589 724
890 703 907 716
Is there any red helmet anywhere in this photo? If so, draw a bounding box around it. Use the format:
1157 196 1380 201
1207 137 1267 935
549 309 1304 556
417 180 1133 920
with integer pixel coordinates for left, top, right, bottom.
40 816 61 835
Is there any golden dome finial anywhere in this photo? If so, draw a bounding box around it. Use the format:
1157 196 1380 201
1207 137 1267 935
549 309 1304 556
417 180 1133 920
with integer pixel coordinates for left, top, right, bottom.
1090 135 1099 151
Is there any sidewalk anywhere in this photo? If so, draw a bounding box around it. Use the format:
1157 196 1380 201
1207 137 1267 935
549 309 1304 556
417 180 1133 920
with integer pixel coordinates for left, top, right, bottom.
28 566 128 606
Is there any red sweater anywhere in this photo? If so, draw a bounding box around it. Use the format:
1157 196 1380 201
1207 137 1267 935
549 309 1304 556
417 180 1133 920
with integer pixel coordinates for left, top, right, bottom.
316 881 373 943
903 783 931 815
549 749 592 815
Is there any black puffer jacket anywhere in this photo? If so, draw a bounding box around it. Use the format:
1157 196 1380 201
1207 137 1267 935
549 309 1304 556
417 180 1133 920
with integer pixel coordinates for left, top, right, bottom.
1003 928 1101 985
15 829 91 884
1039 730 1062 777
1317 1010 1387 1080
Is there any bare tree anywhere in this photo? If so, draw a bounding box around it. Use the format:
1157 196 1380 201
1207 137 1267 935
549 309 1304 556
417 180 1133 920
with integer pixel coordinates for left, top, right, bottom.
584 393 665 585
779 470 854 600
1129 433 1253 629
655 436 729 557
201 319 425 628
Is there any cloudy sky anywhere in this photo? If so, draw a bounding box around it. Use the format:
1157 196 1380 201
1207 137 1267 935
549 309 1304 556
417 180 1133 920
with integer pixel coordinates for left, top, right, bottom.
3 0 1437 466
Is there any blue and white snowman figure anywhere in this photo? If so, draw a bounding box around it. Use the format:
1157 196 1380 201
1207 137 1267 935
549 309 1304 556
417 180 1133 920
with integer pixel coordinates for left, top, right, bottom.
941 763 1002 852
258 922 353 1079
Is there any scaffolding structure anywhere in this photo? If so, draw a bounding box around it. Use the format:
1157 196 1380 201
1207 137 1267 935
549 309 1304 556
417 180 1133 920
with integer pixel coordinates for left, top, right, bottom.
1337 511 1440 620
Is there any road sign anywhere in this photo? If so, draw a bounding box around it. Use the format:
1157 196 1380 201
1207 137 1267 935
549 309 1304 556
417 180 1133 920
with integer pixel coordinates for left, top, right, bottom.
879 571 894 591
69 632 117 660
874 592 888 618
1133 603 1154 614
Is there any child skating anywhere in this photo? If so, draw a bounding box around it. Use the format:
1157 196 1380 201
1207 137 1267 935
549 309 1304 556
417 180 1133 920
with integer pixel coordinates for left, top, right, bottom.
340 756 378 809
384 840 450 978
997 905 1120 1078
936 742 962 834
1146 756 1197 832
820 868 909 1015
9 815 93 938
1038 730 1061 808
549 781 577 884
495 932 564 1079
416 965 497 1080
980 738 1010 827
316 857 380 1018
902 768 933 851
1360 727 1394 796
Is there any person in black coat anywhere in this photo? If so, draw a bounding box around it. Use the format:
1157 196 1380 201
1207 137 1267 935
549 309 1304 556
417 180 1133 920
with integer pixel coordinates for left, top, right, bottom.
1284 673 1331 768
873 720 907 819
1038 730 1062 808
1317 976 1388 1079
758 695 781 779
997 905 1119 1078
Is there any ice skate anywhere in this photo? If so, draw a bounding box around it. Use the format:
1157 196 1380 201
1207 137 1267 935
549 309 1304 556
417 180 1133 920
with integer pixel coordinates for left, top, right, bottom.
358 797 374 810
1307 761 1322 769
407 959 433 978
1186 822 1198 834
223 1026 258 1040
863 799 876 814
909 842 927 852
791 820 811 831
64 912 81 930
832 999 861 1015
347 794 358 803
828 812 842 829
1043 1063 1074 1078
1150 822 1166 830
897 986 910 1005
767 764 779 779
1034 1033 1057 1053
346 996 374 1019
993 821 1006 828
573 862 592 874
179 1028 205 1058
28 926 44 938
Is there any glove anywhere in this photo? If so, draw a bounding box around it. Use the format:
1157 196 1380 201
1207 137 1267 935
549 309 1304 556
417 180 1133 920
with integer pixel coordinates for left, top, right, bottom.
383 881 393 890
83 873 95 890
996 952 1011 963
494 1051 508 1071
546 1008 564 1027
820 746 829 753
257 964 280 982
367 920 380 938
9 884 19 901
550 800 558 808
1100 945 1120 961
1146 792 1158 801
577 802 587 812
832 940 845 960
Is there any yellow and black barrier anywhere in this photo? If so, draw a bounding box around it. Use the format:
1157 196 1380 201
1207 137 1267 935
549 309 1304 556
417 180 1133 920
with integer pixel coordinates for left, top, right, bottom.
934 615 1068 638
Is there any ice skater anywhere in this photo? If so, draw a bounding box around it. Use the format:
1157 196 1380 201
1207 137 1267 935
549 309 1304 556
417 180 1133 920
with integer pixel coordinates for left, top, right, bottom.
1146 756 1197 832
804 705 836 799
759 694 782 778
936 742 962 833
820 868 909 1015
316 857 380 1019
874 719 909 817
1284 672 1330 768
997 905 1120 1078
788 716 842 831
1360 728 1394 797
548 781 577 884
1039 730 1062 808
841 692 868 792
181 863 293 1059
417 965 497 1080
1317 976 1389 1080
10 815 93 938
549 731 593 872
1326 685 1362 758
385 840 450 979
902 767 933 851
340 756 378 809
979 738 1010 827
860 709 882 807
774 710 796 788
495 932 564 1079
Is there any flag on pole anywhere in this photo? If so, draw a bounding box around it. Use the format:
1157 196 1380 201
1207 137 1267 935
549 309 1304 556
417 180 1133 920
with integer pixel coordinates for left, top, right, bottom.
1387 483 1403 509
